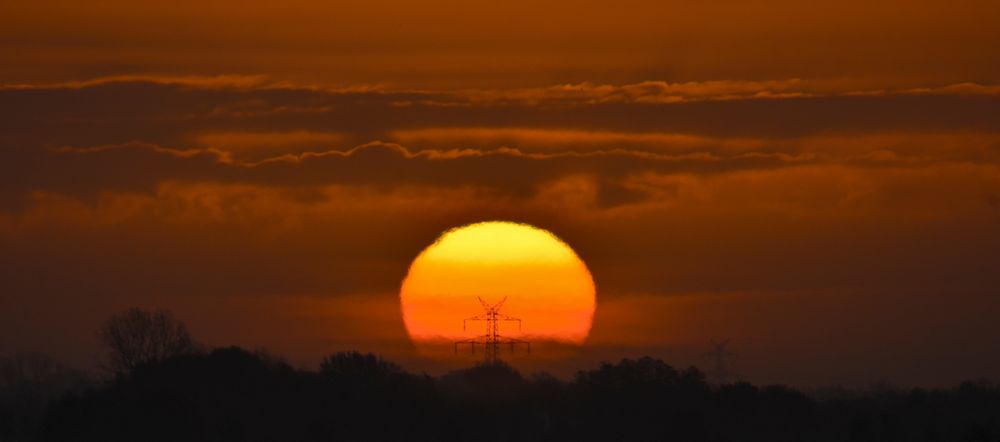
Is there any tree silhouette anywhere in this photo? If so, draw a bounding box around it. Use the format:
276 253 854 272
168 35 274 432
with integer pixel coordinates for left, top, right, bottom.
98 308 197 376
25 310 1000 442
319 351 402 379
0 352 90 442
29 348 1000 442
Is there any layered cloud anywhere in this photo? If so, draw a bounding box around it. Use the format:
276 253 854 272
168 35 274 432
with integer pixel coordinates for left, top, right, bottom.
3 77 999 301
2 76 1000 384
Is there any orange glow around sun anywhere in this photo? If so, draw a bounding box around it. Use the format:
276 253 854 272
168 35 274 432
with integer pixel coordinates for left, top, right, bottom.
400 221 596 352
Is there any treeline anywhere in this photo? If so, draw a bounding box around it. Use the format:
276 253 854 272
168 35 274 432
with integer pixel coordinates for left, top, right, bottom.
0 348 996 441
0 352 91 441
2 308 1000 441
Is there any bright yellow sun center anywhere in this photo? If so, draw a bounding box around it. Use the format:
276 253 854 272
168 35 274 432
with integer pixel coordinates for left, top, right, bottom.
400 221 596 351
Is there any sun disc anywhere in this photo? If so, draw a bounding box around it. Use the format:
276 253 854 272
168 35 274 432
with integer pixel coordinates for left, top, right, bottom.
400 221 596 354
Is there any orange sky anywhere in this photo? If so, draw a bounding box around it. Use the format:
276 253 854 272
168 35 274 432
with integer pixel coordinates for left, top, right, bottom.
2 0 999 88
1 0 999 386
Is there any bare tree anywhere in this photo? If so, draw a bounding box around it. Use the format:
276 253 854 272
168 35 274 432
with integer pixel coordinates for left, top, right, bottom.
98 308 197 375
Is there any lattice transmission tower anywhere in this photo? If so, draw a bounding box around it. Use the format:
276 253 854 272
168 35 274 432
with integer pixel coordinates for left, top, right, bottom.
454 297 530 364
704 338 739 384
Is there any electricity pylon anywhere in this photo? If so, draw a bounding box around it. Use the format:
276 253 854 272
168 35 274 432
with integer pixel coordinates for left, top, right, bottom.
704 338 739 384
455 296 530 364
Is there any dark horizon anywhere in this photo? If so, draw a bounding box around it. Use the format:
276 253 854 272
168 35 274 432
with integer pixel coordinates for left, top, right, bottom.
4 307 1000 441
2 304 996 389
5 326 1000 442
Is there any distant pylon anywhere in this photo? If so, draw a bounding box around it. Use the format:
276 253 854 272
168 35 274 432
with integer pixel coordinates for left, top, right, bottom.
455 297 530 364
703 338 739 384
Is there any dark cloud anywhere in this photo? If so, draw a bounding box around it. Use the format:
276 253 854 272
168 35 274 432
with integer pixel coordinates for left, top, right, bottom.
4 140 998 299
2 78 998 211
0 140 793 211
2 80 999 154
3 78 1000 386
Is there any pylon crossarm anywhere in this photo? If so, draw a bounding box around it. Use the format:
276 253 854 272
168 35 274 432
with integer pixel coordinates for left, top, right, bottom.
493 313 523 331
455 340 485 354
497 337 529 344
463 315 487 331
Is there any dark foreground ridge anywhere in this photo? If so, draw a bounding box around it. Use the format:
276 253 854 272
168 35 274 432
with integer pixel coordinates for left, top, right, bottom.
3 347 1000 442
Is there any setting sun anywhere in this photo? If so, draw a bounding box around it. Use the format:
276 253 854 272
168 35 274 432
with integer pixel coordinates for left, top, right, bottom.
400 221 596 352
